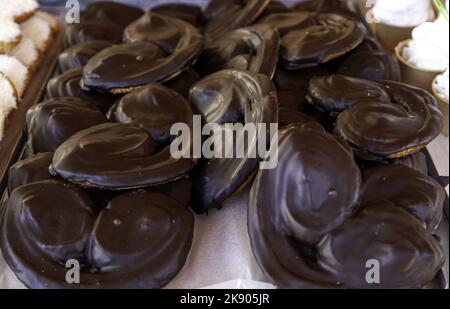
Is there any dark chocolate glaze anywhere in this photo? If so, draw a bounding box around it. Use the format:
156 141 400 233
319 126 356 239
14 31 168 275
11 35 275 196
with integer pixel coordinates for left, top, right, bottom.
107 83 193 145
81 1 144 28
1 180 194 288
256 1 292 21
189 69 277 213
257 12 313 36
275 66 329 92
362 164 444 232
25 97 107 155
335 50 401 82
63 20 123 49
204 0 270 39
8 152 54 193
280 14 366 70
50 122 195 189
307 75 390 115
58 40 112 72
293 0 357 18
335 80 444 158
197 25 279 78
152 3 203 26
248 124 361 287
47 68 118 114
83 13 203 93
163 68 200 98
278 107 323 131
317 202 445 288
392 151 428 175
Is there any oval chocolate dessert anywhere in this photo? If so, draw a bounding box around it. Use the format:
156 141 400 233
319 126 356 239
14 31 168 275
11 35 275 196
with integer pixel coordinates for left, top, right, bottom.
248 124 361 287
307 75 390 115
152 3 203 26
257 12 313 36
1 180 194 288
83 13 203 94
362 164 445 233
63 20 123 49
197 25 279 78
392 151 428 175
107 83 193 145
204 0 270 39
335 80 444 159
280 13 366 70
25 97 107 155
317 201 445 288
50 122 195 189
81 1 144 28
47 68 118 114
189 69 277 213
58 40 112 72
8 152 54 193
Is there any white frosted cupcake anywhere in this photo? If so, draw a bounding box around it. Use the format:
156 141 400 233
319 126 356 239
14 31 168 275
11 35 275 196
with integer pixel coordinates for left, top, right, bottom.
432 68 449 135
0 0 39 22
373 0 436 51
0 54 30 97
0 18 21 54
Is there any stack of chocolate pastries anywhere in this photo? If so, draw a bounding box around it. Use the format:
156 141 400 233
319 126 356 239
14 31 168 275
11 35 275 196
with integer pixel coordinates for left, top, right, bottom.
0 0 447 289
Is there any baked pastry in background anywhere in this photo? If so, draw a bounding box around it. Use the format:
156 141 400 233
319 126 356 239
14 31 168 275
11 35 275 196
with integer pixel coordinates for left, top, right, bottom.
0 19 21 54
0 0 38 23
0 55 29 97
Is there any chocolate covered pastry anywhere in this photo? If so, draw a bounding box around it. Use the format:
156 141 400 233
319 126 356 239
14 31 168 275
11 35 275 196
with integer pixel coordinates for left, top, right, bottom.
317 202 444 288
189 69 277 212
204 0 270 39
362 164 444 233
197 25 279 78
248 124 361 287
152 3 203 26
58 40 112 72
82 13 203 94
257 12 313 36
280 14 366 70
163 68 200 98
50 122 195 189
334 79 443 159
107 83 193 146
256 1 292 21
63 20 123 49
275 66 329 92
8 152 54 193
1 180 194 288
47 68 117 114
25 97 107 155
81 1 144 28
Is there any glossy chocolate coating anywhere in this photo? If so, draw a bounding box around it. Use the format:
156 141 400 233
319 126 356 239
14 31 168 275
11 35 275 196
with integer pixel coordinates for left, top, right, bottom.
280 14 366 70
58 40 112 72
335 50 401 82
197 25 279 78
257 12 313 36
25 97 107 155
362 164 444 232
50 122 195 189
107 83 193 145
8 152 54 193
278 107 323 131
293 0 357 18
317 202 445 288
256 1 292 21
204 0 270 39
47 68 118 114
275 66 329 92
81 2 144 28
307 75 390 115
335 80 444 158
1 180 194 288
63 20 123 49
152 3 203 26
392 151 428 175
248 124 361 287
83 13 203 93
189 69 277 212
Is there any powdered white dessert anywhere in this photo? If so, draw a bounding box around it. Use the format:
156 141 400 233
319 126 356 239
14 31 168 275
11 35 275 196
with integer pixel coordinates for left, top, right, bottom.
0 73 18 141
0 19 21 54
0 55 29 97
20 14 52 52
35 11 59 33
402 15 449 71
0 0 38 22
10 37 40 70
434 68 449 102
373 0 435 27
